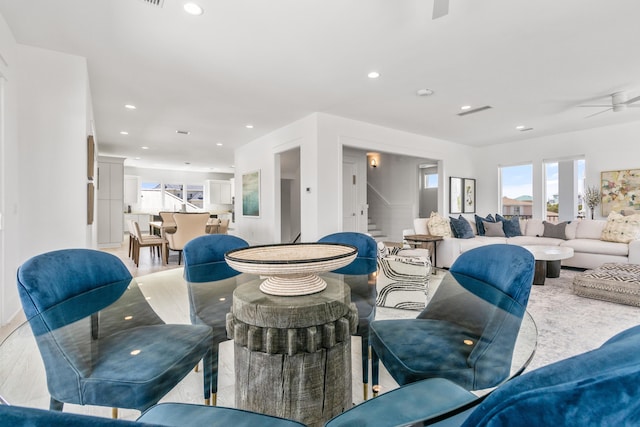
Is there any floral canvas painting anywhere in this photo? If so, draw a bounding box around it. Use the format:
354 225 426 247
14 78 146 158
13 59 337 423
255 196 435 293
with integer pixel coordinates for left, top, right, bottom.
463 178 476 213
601 169 640 216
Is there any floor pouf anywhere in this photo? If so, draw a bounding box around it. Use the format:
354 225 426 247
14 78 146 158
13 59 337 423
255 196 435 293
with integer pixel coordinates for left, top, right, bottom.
573 263 640 307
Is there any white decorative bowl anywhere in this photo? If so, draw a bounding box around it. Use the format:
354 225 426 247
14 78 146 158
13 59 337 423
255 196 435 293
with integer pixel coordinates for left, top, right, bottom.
225 243 357 296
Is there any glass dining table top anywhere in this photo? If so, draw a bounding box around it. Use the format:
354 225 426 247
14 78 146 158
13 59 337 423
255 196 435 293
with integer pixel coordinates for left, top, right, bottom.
0 266 537 422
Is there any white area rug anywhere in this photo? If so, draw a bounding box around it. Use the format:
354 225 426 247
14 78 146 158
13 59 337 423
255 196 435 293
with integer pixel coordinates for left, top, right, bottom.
525 269 639 371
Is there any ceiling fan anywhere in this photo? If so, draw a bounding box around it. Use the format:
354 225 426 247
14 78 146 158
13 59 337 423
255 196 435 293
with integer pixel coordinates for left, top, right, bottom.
579 92 640 118
432 0 449 19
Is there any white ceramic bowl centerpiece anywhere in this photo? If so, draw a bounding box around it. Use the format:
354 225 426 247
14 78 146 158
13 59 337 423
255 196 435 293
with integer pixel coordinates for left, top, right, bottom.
224 243 357 296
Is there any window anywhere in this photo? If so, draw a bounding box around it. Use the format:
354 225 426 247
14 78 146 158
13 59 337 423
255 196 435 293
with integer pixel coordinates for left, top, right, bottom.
186 184 204 209
140 181 162 213
424 172 438 188
164 183 184 210
500 164 533 218
545 158 585 221
545 162 559 222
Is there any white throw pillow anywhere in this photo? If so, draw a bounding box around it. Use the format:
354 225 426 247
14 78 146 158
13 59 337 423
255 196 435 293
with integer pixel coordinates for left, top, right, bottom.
601 212 640 243
427 212 452 237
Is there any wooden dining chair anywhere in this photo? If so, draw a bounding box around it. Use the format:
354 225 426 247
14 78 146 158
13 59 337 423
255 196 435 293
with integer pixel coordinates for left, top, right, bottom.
131 221 167 267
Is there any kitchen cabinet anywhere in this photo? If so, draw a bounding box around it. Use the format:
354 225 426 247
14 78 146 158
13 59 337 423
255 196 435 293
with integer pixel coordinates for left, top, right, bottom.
97 157 125 248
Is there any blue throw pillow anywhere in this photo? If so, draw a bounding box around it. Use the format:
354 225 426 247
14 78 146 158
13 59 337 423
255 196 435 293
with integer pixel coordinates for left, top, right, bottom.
475 214 495 236
496 214 522 237
449 215 475 239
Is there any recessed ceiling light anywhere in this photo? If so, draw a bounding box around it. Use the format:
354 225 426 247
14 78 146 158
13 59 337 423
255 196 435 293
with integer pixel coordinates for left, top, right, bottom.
120 131 129 135
367 71 380 79
141 146 149 150
134 157 141 160
516 125 526 130
216 142 223 146
416 89 434 97
245 124 254 129
124 104 136 110
461 105 472 110
183 2 204 15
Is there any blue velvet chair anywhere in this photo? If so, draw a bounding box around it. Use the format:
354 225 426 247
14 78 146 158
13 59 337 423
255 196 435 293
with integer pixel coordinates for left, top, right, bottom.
317 232 378 399
370 244 534 395
0 403 306 426
182 234 249 405
325 324 640 426
16 249 213 414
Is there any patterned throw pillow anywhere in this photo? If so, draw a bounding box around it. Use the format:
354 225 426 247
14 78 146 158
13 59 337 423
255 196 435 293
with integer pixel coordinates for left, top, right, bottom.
427 212 452 237
601 212 640 243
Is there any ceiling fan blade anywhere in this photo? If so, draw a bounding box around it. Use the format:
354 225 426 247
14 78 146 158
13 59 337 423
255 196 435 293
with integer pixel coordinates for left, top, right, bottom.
584 108 612 118
622 95 640 105
432 0 449 19
578 104 613 108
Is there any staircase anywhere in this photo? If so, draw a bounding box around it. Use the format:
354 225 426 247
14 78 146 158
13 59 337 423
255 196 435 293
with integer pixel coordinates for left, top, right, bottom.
367 218 387 242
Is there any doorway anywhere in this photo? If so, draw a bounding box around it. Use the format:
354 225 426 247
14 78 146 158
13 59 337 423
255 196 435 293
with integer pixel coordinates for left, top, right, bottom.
418 163 439 218
342 160 359 232
279 148 301 243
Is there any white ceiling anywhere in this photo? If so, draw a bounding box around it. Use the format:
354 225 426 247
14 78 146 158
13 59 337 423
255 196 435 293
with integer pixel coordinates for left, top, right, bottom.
2 0 640 173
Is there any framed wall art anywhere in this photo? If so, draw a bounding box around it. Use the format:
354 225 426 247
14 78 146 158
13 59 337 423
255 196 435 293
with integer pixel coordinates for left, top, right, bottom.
601 168 640 216
463 178 476 213
242 170 261 217
87 135 95 180
449 176 463 214
87 182 94 225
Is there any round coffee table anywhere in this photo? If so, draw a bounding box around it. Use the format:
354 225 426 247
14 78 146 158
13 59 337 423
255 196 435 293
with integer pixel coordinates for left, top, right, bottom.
522 245 574 285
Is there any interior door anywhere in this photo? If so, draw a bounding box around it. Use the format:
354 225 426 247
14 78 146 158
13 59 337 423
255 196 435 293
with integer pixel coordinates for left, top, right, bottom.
342 161 358 231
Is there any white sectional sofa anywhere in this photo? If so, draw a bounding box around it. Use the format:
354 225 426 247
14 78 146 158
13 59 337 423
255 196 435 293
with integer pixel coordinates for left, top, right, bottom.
414 217 640 270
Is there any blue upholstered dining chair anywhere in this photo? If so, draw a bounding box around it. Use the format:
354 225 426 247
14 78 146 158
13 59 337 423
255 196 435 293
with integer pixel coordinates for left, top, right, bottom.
325 324 640 427
0 402 306 427
317 232 378 400
182 234 249 406
16 249 213 414
370 244 535 395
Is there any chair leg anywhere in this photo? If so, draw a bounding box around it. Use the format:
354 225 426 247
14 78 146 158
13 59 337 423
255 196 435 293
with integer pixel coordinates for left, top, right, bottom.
362 334 370 400
134 240 140 267
203 350 213 405
178 250 182 265
49 397 64 411
371 346 380 397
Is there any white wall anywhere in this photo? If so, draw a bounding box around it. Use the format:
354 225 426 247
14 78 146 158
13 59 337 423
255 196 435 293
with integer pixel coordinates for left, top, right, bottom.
0 28 95 325
234 112 477 244
476 121 640 220
317 113 478 232
17 45 92 256
0 12 20 326
234 114 317 245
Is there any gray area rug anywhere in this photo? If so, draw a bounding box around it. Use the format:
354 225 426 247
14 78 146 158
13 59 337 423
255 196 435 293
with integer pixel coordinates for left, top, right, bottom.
376 268 640 373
